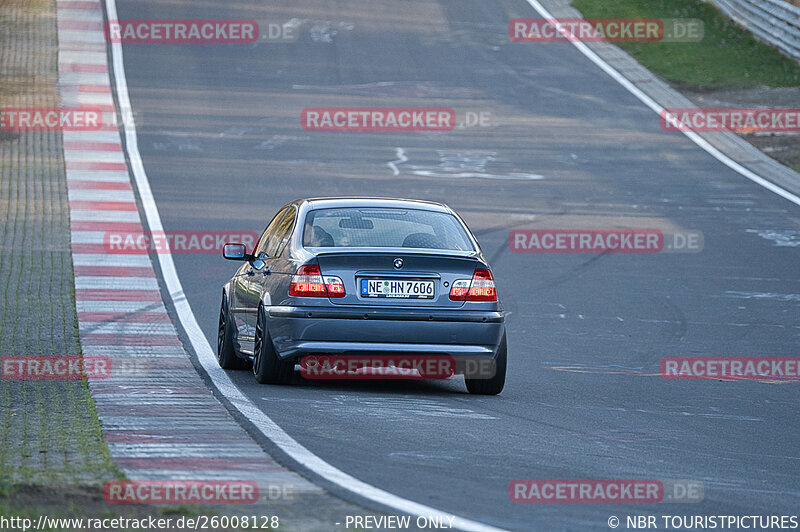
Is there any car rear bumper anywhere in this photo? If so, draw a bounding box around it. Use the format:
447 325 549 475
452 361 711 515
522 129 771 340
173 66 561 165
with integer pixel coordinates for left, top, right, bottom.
266 305 505 359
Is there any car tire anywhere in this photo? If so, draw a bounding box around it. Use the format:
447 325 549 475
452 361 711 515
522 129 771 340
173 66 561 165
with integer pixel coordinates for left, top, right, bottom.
217 291 249 370
465 330 506 395
253 304 293 384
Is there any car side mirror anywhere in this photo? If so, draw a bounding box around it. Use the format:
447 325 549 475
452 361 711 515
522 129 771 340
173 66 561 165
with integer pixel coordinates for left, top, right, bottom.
223 243 249 261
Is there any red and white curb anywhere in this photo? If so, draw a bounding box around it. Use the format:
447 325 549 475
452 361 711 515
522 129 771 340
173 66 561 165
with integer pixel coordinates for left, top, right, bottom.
56 0 320 495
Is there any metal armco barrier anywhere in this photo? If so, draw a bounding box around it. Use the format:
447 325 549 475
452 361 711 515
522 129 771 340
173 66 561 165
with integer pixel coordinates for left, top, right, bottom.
710 0 800 61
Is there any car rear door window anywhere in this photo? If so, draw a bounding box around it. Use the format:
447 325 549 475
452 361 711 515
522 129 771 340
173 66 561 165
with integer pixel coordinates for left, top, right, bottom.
267 207 296 257
255 206 290 258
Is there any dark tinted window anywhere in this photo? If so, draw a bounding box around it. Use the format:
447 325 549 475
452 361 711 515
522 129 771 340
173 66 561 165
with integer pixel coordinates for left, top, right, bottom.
267 207 296 257
255 206 290 257
302 208 474 251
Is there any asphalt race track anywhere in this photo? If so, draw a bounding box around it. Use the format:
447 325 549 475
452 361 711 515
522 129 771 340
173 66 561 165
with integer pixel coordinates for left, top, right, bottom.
112 0 799 529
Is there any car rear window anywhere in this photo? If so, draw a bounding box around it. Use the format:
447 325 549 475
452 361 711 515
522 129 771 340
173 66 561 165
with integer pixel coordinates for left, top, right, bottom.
302 208 475 251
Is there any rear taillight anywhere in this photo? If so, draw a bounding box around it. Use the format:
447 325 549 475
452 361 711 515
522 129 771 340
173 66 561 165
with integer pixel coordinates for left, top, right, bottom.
467 268 497 301
289 264 345 298
289 265 326 297
449 268 497 302
322 275 345 297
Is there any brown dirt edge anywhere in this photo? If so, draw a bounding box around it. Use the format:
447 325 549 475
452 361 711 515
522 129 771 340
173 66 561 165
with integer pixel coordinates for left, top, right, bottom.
676 84 800 173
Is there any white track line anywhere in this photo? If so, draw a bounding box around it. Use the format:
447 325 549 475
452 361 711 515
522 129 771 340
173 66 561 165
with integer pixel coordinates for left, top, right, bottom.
102 1 507 530
523 0 800 208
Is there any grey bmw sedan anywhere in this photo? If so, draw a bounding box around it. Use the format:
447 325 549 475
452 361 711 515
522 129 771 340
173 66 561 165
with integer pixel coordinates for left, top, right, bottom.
218 197 506 394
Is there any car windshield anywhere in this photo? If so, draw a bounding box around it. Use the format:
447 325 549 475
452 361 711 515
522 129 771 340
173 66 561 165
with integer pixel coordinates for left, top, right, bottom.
303 207 475 251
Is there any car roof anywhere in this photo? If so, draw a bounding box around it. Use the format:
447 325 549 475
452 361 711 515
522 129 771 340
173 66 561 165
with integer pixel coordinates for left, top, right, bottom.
298 197 452 214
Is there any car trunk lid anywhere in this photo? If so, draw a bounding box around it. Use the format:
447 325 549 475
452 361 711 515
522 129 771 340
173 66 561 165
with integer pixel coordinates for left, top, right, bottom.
315 250 482 308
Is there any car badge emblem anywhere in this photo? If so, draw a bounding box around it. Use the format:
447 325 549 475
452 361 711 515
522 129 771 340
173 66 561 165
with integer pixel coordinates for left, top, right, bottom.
393 258 403 269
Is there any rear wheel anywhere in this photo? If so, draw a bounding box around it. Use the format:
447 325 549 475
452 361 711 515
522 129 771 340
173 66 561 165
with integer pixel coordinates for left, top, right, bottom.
465 331 506 395
253 305 293 384
217 292 249 370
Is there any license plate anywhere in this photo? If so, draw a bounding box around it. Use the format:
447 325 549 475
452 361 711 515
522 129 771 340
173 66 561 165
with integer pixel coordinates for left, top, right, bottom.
360 279 435 299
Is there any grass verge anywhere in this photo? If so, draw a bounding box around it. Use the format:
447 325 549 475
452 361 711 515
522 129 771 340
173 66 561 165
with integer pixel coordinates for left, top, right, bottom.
570 0 800 89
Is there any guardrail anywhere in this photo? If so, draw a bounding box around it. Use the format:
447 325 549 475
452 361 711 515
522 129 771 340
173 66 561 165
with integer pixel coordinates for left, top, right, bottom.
710 0 800 61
